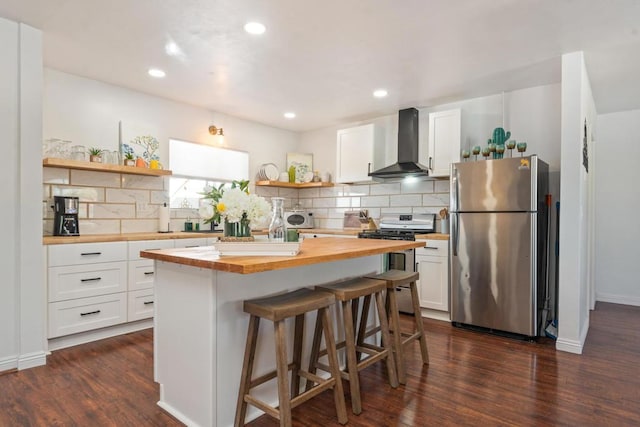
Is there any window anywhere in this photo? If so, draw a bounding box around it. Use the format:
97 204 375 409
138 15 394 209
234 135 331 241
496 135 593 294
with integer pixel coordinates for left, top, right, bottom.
169 139 249 209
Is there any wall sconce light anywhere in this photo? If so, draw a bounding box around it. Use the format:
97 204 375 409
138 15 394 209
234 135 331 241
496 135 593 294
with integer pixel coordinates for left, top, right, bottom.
208 125 225 145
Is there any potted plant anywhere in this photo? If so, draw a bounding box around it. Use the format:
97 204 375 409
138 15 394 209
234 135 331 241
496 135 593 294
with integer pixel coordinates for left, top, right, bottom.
123 152 136 166
88 148 103 163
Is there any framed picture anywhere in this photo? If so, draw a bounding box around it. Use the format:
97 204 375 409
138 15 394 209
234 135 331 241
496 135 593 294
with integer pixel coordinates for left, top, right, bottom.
286 152 313 183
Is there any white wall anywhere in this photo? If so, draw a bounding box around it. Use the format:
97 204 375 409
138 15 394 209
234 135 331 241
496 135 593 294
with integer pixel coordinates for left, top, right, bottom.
44 69 300 181
0 18 46 372
557 52 597 354
594 109 640 306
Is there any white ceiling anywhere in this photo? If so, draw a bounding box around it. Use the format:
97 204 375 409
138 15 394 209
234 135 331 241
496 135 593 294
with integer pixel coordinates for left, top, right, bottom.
2 0 640 132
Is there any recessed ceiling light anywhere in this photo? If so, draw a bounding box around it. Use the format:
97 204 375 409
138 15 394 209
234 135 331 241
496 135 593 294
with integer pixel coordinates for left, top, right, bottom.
165 42 181 56
284 112 296 119
148 68 166 78
244 22 266 35
373 89 388 98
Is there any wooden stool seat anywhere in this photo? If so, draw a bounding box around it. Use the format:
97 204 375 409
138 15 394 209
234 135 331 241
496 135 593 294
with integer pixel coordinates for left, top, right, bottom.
308 277 398 415
364 269 429 384
235 288 348 427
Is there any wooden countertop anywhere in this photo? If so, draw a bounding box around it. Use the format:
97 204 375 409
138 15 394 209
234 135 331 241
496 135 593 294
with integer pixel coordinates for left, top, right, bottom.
43 229 448 245
141 237 424 274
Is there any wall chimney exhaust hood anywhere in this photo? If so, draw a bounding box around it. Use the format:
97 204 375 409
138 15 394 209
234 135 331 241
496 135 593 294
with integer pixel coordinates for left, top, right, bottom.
368 107 430 181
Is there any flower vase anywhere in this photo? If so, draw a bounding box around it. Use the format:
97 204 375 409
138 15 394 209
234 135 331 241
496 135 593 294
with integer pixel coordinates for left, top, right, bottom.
222 218 254 241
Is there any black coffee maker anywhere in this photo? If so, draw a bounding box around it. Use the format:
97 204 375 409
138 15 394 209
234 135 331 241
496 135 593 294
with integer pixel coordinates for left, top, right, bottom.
54 196 80 236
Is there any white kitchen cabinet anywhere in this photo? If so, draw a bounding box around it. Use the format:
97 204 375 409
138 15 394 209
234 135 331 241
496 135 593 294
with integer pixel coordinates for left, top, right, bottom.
416 240 449 312
427 109 461 177
174 238 208 248
336 123 384 183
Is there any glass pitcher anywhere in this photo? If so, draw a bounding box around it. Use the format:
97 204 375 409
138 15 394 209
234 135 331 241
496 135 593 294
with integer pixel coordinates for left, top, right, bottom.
268 197 286 242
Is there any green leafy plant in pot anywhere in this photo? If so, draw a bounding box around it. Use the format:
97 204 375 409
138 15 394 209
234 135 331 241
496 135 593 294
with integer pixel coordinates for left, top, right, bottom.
88 147 104 163
123 152 135 166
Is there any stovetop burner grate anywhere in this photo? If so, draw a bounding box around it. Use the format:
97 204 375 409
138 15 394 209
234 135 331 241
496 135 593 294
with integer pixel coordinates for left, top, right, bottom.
357 230 417 241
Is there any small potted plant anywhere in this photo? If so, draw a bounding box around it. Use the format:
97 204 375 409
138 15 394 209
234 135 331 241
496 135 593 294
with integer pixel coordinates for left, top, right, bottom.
88 148 103 163
123 152 136 166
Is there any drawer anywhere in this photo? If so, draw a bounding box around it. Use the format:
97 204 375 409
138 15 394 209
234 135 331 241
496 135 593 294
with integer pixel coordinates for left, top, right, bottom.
128 289 155 321
48 293 127 338
48 261 127 302
128 239 175 261
49 242 127 267
128 259 156 291
416 239 448 257
173 238 208 248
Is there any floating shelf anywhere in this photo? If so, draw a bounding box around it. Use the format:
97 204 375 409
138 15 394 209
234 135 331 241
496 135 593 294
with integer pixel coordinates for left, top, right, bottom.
255 180 334 188
43 158 172 176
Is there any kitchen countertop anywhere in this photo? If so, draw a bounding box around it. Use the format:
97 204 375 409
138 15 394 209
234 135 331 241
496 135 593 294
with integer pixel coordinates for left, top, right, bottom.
42 229 449 245
141 236 424 274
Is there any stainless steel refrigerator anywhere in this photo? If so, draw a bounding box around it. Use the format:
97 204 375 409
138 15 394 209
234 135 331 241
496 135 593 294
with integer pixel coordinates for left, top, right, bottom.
450 155 549 338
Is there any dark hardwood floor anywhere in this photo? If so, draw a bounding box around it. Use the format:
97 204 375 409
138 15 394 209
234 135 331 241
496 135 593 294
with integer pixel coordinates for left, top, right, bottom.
1 302 639 426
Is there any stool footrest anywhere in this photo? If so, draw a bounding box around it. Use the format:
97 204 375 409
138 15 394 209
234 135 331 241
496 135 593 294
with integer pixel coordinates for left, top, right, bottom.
249 362 296 389
401 331 422 346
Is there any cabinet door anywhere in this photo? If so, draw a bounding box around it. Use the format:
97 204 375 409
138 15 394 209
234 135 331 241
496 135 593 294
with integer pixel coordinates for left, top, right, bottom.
417 255 449 311
427 109 461 177
336 124 381 183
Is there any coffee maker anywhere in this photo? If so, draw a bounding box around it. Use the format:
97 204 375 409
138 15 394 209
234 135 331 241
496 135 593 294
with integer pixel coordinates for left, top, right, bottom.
54 196 80 236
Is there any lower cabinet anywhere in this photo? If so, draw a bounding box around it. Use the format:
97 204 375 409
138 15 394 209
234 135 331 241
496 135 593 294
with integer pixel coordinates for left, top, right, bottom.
127 288 156 322
49 293 128 338
416 240 449 313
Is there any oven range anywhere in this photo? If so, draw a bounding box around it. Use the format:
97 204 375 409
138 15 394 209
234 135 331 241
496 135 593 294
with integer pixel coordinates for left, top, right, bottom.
357 213 435 313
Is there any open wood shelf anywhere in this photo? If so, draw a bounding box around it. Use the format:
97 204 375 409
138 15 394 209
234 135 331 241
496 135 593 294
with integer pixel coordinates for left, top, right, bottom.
255 180 334 188
43 158 172 176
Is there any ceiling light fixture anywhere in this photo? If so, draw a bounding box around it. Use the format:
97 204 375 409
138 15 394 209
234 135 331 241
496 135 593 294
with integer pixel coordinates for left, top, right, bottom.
284 112 296 119
244 22 266 35
148 68 166 78
165 42 181 56
208 125 225 145
373 89 388 98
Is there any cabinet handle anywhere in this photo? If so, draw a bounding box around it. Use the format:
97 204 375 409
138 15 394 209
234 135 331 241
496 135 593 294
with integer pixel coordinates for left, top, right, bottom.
80 310 101 316
423 246 439 250
143 301 154 305
143 271 155 276
185 245 200 248
80 277 102 282
429 157 433 170
80 252 102 256
367 162 371 174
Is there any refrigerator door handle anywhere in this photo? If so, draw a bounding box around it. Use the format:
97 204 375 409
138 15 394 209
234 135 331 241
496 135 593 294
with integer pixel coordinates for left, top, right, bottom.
450 164 459 213
451 212 459 256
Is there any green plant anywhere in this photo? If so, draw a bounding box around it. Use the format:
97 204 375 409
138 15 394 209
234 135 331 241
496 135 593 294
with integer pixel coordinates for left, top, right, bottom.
88 147 104 156
124 152 135 160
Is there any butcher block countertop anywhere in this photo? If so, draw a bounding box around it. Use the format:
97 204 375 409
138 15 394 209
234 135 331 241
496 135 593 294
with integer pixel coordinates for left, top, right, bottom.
43 229 448 244
141 237 424 274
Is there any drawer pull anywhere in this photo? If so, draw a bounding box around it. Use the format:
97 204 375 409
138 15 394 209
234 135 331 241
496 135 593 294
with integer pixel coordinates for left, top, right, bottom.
80 252 102 256
143 272 155 276
143 301 154 305
185 245 200 248
80 310 101 316
423 246 439 250
80 277 102 283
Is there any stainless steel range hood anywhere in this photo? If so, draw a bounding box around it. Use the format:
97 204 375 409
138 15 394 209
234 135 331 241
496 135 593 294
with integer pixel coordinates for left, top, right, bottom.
369 107 429 180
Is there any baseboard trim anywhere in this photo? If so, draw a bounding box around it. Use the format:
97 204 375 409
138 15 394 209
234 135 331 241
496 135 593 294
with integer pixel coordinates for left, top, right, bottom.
556 319 589 354
48 319 153 351
596 293 640 307
419 307 451 322
0 356 18 373
18 351 48 370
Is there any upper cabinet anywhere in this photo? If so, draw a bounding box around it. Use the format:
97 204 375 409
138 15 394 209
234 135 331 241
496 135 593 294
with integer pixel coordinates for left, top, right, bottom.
335 123 383 183
427 109 461 177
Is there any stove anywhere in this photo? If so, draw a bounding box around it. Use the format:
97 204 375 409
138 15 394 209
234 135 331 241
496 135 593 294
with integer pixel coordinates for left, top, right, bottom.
358 229 417 241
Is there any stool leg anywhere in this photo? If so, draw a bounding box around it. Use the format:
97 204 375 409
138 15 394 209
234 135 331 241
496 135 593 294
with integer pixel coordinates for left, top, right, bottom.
274 319 292 427
342 299 362 415
355 295 372 362
386 286 407 384
305 312 323 392
291 314 304 398
320 307 348 425
374 290 399 388
409 281 429 364
235 315 260 427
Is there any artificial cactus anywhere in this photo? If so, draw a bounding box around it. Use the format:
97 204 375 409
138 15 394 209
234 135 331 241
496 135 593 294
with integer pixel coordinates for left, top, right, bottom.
492 127 511 159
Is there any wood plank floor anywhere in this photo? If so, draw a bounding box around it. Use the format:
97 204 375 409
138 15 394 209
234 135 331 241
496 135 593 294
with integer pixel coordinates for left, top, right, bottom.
1 302 638 426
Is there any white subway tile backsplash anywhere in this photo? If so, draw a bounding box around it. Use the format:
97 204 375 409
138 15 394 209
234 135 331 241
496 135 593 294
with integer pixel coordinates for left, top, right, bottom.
361 195 389 208
106 188 150 204
434 180 450 193
320 187 343 197
327 208 350 219
78 219 121 235
43 168 70 184
310 208 329 218
121 219 158 234
52 186 104 202
43 185 50 199
121 175 164 190
336 197 351 208
70 170 121 188
324 218 344 229
277 188 299 199
89 203 136 219
255 187 279 198
370 183 401 195
299 188 320 199
150 191 170 205
365 208 381 219
390 194 423 207
314 197 337 208
343 184 369 196
350 197 361 208
401 180 434 194
423 193 450 206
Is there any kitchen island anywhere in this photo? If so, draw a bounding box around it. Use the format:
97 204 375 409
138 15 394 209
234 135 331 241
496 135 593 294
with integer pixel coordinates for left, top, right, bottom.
141 237 423 427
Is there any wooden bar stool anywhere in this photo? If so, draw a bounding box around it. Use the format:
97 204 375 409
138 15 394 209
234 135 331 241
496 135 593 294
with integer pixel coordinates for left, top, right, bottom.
364 270 429 384
307 277 399 415
235 288 348 427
